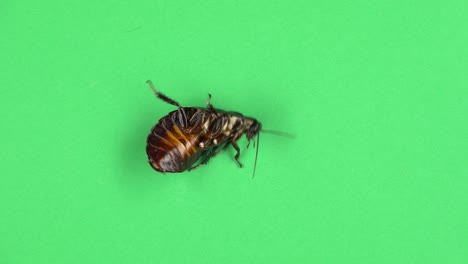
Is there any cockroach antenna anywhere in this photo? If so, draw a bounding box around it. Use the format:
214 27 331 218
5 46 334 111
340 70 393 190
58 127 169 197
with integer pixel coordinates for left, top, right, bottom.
252 132 260 178
251 129 294 178
261 129 295 139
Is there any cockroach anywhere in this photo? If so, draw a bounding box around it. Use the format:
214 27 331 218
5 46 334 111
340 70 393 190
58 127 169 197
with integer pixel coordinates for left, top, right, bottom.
145 80 262 177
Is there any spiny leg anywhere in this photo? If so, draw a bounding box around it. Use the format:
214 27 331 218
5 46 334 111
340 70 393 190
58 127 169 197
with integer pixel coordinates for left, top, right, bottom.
213 141 230 157
176 107 189 128
206 94 218 115
231 141 243 168
146 80 188 128
147 80 182 108
188 141 230 171
188 148 217 171
246 138 255 149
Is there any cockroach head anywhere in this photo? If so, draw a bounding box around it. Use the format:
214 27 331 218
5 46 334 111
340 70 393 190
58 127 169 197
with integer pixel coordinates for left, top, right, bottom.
246 120 262 141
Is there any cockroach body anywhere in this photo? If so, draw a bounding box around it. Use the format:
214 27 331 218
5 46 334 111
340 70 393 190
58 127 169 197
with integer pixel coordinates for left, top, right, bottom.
145 81 261 175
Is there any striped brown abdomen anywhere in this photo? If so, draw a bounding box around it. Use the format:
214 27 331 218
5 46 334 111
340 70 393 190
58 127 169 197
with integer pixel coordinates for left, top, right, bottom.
146 108 207 172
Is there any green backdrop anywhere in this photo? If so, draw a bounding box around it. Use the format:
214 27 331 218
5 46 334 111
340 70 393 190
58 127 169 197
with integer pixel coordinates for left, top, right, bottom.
1 1 467 263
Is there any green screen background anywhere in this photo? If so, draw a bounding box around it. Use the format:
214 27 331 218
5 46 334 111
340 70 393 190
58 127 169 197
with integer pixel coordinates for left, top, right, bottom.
1 1 467 263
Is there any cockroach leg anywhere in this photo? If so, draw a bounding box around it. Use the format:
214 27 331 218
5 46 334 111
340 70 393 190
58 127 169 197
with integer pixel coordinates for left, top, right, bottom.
206 94 218 115
231 141 243 168
147 81 188 128
209 141 230 158
188 147 217 171
189 141 231 171
147 80 182 108
177 107 188 128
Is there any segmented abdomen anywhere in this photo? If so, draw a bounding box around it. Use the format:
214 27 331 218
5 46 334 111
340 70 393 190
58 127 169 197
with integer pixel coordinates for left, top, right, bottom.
146 108 208 172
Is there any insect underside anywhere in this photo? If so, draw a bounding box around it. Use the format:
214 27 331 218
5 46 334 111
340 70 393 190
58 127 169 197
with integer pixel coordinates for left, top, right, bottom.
145 81 262 176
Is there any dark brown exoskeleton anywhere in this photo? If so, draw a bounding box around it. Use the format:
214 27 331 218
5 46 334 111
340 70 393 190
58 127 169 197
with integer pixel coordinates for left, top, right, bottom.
145 80 262 176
